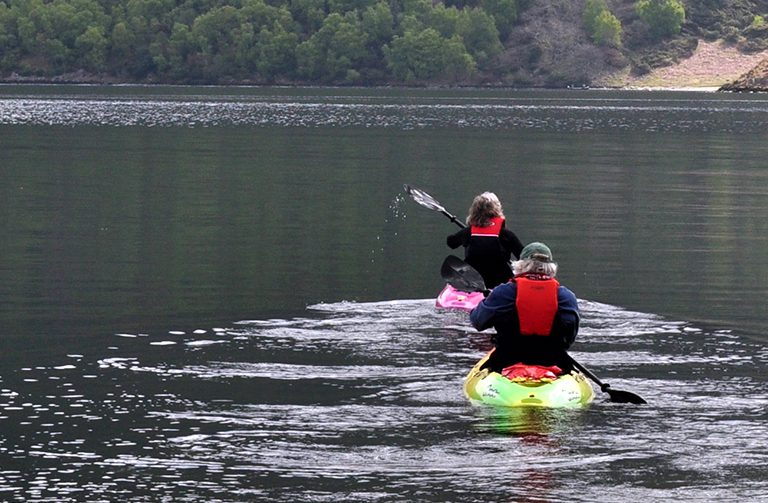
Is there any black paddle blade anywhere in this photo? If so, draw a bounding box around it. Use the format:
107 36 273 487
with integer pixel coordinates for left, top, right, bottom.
568 355 647 405
605 387 647 405
403 184 447 212
440 255 487 293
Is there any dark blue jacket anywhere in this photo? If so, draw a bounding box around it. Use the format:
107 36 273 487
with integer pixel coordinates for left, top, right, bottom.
469 280 580 372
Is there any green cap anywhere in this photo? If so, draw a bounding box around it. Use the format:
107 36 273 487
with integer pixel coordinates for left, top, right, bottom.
520 242 553 262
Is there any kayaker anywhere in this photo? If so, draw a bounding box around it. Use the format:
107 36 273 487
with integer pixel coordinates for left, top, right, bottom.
469 242 579 374
446 192 524 288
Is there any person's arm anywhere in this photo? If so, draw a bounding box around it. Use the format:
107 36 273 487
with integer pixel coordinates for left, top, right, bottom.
554 286 580 348
469 283 517 331
446 226 470 249
499 228 524 259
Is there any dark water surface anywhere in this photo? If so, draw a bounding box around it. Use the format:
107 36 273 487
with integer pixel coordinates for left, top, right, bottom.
1 86 768 501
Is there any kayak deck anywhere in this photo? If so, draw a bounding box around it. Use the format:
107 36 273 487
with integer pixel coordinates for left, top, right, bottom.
435 284 485 311
464 351 595 408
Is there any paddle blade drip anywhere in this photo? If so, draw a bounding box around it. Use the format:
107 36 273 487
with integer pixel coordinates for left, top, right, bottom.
404 184 446 212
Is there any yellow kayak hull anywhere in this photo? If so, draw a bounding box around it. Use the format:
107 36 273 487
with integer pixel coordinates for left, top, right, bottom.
464 351 595 408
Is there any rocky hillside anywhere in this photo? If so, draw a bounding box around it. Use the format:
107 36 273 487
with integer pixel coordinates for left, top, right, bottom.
495 0 768 89
719 58 768 91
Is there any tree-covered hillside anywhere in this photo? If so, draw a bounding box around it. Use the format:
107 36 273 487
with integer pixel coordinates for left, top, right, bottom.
0 0 767 86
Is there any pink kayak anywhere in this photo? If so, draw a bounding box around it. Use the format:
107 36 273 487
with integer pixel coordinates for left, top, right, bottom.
435 284 485 311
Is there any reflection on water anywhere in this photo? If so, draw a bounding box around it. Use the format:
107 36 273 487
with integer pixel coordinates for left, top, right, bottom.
2 90 768 132
2 87 768 337
2 87 768 501
1 299 767 501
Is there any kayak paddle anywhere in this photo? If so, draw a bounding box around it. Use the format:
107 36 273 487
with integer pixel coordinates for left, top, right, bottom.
567 355 647 404
404 184 466 228
441 255 647 405
440 255 490 296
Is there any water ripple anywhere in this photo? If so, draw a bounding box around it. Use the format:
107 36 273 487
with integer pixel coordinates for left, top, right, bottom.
1 297 767 501
2 93 768 132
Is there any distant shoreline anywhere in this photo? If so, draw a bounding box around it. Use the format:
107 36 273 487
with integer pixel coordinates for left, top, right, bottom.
0 79 726 92
2 39 768 94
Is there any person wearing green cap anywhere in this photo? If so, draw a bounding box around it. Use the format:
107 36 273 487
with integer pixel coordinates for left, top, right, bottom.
469 242 580 374
446 192 524 288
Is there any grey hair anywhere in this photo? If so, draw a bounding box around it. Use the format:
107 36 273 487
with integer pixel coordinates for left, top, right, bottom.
511 258 558 277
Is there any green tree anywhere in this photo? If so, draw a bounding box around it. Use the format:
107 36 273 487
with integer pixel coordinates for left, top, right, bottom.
383 27 475 81
397 13 424 34
361 1 394 47
192 6 239 59
426 5 501 66
296 12 369 81
477 0 516 40
635 0 685 41
123 0 175 26
461 7 502 66
108 0 165 78
149 30 170 72
0 2 20 68
110 21 133 59
232 22 258 72
190 5 263 79
164 22 201 80
74 25 108 70
583 0 621 47
14 0 109 70
592 10 621 46
398 0 432 21
168 21 194 65
289 0 326 32
256 21 299 79
0 3 13 45
239 0 296 32
328 0 379 15
428 4 463 39
583 0 604 34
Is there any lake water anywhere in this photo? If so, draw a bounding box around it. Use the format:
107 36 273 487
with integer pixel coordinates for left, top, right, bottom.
1 85 768 501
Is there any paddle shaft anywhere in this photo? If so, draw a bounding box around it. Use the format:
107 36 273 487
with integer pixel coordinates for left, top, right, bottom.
568 356 608 391
445 212 465 229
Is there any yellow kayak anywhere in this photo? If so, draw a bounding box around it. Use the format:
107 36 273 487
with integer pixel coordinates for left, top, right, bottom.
464 350 595 408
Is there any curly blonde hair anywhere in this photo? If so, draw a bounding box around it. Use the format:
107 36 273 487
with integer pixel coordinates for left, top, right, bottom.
466 192 505 227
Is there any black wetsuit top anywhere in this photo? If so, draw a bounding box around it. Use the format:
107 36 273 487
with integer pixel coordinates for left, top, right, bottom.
446 223 524 288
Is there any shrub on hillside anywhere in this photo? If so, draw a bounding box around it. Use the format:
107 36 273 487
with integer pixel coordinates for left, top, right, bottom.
636 0 685 41
583 0 623 47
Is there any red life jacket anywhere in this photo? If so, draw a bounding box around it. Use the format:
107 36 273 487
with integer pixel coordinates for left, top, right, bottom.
466 216 512 288
514 274 559 336
470 216 504 237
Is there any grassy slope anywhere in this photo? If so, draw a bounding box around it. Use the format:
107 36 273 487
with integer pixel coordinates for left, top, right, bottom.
600 39 768 89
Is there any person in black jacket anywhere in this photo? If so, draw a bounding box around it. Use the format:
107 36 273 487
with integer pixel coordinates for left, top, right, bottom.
446 192 523 288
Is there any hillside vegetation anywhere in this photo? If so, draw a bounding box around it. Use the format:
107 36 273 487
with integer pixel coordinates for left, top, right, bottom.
0 0 767 86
